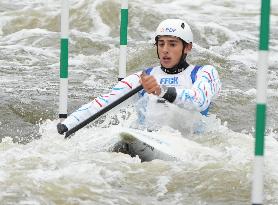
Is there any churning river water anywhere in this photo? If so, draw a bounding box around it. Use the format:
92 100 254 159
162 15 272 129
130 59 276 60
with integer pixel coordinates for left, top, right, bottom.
0 0 278 204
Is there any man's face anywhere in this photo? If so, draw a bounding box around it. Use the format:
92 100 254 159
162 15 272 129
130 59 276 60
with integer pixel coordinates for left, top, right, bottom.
157 36 191 68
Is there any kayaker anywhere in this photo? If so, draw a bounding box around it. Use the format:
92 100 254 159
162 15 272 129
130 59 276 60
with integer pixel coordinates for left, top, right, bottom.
57 18 221 136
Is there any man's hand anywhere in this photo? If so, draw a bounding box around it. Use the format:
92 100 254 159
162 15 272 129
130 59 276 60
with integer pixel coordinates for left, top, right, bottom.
57 123 68 135
140 72 161 96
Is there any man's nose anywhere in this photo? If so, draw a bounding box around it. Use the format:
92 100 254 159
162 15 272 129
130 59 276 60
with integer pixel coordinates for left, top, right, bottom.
162 44 169 53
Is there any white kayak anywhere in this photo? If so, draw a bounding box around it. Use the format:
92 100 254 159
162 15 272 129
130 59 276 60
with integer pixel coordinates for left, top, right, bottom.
112 127 219 162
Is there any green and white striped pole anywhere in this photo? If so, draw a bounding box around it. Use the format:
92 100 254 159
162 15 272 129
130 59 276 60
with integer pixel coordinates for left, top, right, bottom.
59 0 69 120
118 0 128 81
252 0 270 204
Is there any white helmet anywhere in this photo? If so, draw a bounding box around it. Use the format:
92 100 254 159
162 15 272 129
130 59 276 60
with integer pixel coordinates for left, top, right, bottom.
155 19 193 43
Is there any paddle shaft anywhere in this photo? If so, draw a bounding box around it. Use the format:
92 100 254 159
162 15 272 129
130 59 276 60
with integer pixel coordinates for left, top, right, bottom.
64 85 143 138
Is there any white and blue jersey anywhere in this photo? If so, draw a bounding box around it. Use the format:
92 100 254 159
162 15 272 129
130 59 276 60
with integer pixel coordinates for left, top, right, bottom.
62 65 221 130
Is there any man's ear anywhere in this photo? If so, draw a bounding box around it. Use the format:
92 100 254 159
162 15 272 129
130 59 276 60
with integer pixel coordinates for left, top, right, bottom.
183 43 192 54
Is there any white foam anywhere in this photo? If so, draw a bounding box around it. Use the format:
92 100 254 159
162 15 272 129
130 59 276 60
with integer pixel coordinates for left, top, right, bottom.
244 88 256 96
228 49 258 67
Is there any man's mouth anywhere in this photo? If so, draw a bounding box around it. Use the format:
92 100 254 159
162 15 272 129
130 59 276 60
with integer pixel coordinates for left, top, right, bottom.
162 56 171 62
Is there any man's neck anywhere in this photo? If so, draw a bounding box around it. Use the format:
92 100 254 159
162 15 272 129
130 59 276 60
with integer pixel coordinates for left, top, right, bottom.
160 60 189 74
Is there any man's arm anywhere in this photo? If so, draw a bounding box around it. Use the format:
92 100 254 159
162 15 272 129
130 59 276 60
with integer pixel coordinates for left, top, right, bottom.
57 72 141 134
174 65 221 112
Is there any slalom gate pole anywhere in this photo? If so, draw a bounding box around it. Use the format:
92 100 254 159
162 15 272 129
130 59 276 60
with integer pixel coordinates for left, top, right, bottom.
251 0 271 204
59 0 69 120
118 0 128 81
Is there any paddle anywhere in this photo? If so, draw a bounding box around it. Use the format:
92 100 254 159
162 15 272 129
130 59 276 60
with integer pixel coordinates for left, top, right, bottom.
64 85 143 138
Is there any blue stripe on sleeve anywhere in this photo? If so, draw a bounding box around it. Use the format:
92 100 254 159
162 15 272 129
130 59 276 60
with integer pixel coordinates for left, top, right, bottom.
190 65 202 83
